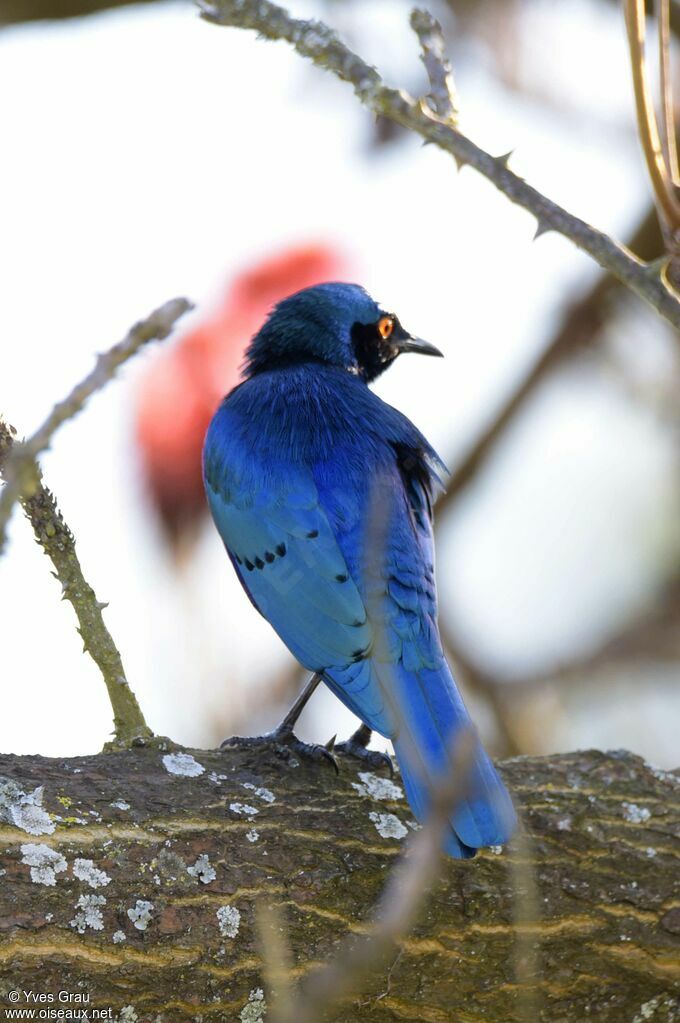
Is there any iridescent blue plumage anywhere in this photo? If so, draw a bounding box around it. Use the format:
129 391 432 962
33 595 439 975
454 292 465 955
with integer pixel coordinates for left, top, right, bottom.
203 282 516 857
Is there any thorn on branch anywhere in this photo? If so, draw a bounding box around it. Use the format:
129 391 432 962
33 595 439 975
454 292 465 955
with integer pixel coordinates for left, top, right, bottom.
642 255 671 278
495 150 514 169
533 218 553 240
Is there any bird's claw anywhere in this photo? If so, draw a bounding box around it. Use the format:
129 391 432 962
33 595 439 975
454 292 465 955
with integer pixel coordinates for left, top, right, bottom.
335 741 394 776
221 726 339 774
333 724 394 777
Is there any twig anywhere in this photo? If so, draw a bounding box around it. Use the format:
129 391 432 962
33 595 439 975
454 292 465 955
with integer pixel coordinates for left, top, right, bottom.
0 421 153 747
256 903 294 1018
507 822 542 1022
410 9 459 121
0 297 192 555
657 0 680 183
625 0 680 248
199 0 680 327
267 730 477 1023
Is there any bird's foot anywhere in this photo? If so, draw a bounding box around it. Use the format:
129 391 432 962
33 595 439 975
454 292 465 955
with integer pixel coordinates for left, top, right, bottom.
334 724 394 777
221 725 338 773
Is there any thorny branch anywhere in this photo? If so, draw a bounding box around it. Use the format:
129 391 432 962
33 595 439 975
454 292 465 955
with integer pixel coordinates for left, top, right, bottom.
0 297 192 555
0 421 153 747
199 0 680 328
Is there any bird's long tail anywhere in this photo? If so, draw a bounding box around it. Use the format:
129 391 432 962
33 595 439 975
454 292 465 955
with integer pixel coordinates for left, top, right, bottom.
387 660 516 858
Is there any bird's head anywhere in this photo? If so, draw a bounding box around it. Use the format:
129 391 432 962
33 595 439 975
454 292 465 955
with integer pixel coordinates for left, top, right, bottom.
243 282 442 382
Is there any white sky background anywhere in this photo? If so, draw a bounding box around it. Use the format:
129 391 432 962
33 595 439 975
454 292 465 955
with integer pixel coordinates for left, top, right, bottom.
0 0 679 764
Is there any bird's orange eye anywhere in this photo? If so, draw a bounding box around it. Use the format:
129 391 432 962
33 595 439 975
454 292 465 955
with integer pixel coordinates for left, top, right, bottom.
378 316 394 340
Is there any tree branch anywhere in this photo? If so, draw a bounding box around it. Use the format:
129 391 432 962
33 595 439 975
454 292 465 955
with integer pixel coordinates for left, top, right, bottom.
0 746 676 1021
0 421 154 748
0 298 192 556
199 0 680 328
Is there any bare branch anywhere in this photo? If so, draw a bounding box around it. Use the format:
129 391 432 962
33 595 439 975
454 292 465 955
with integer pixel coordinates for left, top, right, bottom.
199 0 680 327
410 8 459 121
0 421 153 746
0 297 192 555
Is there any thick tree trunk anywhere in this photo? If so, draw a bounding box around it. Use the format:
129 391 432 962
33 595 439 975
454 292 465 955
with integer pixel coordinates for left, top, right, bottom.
0 746 677 1022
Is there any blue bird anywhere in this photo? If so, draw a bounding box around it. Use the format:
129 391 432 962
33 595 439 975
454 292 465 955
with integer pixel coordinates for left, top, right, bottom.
203 282 516 857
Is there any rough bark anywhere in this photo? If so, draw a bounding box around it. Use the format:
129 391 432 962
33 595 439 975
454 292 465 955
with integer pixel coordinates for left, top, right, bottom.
0 747 677 1022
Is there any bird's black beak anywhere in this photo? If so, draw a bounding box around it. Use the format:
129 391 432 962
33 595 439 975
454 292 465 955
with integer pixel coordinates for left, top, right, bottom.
395 335 444 358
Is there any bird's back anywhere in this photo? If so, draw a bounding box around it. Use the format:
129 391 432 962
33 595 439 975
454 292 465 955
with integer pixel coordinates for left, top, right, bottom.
204 362 442 647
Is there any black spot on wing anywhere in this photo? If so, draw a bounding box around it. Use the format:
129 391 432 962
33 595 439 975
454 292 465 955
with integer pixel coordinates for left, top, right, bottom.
236 542 288 572
351 643 372 662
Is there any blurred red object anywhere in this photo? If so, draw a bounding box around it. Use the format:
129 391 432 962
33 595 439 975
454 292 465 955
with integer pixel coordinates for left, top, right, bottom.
134 243 348 553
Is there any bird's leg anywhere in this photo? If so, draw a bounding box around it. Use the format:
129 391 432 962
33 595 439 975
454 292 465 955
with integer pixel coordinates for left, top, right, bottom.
221 672 338 772
334 723 394 776
278 671 323 731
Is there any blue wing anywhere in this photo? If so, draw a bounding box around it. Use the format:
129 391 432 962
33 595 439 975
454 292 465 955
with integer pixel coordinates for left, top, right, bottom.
204 450 373 676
